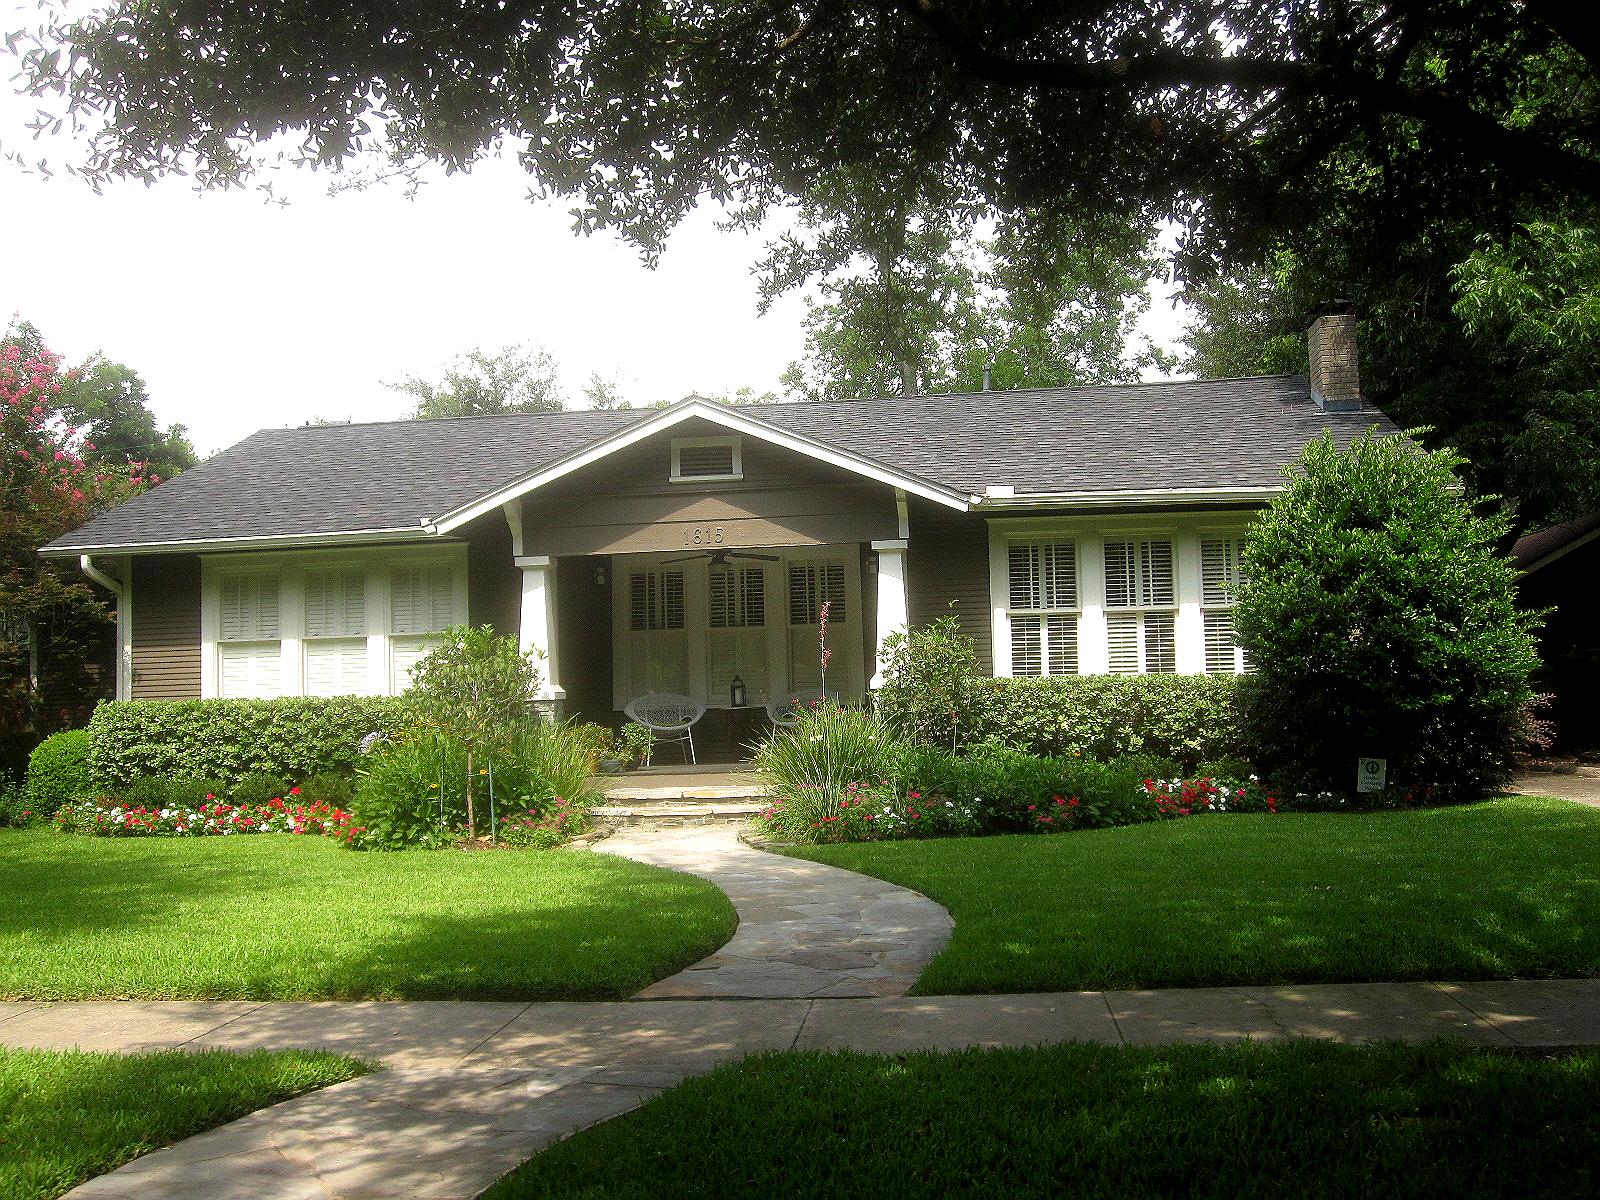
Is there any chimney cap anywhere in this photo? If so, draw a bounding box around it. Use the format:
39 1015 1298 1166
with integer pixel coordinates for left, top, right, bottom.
1308 298 1357 320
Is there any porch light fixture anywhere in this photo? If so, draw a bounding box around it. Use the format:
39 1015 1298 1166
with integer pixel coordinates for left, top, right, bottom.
730 675 746 708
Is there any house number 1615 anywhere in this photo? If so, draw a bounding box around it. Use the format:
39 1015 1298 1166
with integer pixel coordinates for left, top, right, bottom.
685 527 726 545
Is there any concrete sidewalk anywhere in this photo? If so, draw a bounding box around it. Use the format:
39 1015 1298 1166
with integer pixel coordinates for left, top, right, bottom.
5 979 1598 1200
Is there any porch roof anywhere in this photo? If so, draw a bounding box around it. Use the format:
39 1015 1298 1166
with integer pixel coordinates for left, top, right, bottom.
43 374 1398 555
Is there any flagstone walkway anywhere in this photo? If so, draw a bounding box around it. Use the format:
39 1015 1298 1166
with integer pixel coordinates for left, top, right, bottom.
599 825 953 998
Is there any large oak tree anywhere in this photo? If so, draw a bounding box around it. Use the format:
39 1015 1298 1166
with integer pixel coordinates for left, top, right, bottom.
9 2 1596 273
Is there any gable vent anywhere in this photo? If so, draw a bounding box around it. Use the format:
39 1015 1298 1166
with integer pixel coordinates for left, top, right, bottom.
672 437 741 481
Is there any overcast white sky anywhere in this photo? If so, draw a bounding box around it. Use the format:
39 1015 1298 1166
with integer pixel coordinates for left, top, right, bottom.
1 16 1190 457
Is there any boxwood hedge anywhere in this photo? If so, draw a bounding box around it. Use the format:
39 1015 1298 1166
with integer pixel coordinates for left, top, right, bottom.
86 697 413 789
950 675 1245 769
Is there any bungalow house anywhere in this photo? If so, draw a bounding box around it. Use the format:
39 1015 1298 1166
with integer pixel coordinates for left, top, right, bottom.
1513 511 1600 751
41 310 1394 750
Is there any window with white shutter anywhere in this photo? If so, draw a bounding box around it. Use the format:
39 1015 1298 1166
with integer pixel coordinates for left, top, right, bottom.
1005 540 1079 675
1103 539 1176 674
626 568 689 694
709 566 768 703
303 567 367 696
1201 537 1252 674
217 570 282 697
389 562 459 693
788 560 849 693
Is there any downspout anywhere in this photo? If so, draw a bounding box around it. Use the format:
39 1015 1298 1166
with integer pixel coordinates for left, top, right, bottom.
80 555 130 701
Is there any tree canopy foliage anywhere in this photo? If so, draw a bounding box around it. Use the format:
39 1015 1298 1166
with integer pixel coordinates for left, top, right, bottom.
387 345 565 418
1 322 179 737
11 2 1597 276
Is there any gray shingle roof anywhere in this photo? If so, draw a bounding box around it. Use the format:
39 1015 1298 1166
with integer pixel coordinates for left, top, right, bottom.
43 374 1399 553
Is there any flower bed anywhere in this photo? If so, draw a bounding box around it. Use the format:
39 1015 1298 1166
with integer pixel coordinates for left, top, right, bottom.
54 791 359 842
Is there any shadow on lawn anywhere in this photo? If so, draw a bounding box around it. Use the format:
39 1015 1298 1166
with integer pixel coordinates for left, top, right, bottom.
0 832 736 1001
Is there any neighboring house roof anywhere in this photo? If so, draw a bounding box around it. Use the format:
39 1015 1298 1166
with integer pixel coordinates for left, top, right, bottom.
42 374 1399 556
1513 511 1600 574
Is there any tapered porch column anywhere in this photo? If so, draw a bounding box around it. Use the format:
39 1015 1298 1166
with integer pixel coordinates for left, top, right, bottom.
870 538 909 689
515 555 564 701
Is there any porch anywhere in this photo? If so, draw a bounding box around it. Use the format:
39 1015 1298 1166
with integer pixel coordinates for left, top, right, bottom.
524 539 908 761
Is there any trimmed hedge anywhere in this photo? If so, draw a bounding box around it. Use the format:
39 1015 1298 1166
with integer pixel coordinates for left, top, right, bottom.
86 698 412 789
954 675 1245 769
24 729 93 814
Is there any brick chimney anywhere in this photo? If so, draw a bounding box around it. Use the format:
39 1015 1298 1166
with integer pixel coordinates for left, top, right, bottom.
1307 302 1361 412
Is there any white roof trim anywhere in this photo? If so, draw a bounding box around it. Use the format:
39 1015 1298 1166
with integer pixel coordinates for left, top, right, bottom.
1518 523 1600 576
40 526 438 558
431 398 971 533
973 486 1282 510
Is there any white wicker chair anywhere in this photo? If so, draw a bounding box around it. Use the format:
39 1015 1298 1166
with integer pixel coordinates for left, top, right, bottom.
624 693 707 765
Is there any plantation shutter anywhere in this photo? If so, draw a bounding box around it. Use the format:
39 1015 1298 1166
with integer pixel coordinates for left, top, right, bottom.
392 564 455 635
1144 612 1177 673
304 640 367 696
220 572 279 641
1106 613 1140 674
305 568 365 638
626 568 689 694
788 562 847 626
1045 616 1078 675
219 642 281 698
1010 616 1043 676
1200 537 1249 674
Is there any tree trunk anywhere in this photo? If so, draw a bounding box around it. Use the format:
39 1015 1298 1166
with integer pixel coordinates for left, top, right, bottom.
464 747 476 839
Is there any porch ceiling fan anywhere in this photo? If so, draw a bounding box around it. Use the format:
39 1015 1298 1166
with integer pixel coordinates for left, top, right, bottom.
661 548 781 566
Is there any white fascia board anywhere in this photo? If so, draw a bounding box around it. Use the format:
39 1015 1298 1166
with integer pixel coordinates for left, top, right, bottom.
432 399 970 534
39 526 438 558
974 486 1281 511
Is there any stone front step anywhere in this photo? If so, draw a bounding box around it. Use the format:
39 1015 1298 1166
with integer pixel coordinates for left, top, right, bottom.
592 800 763 830
595 773 767 828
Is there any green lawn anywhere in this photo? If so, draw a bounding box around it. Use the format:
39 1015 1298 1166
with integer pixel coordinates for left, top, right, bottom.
484 1040 1600 1200
0 830 735 1000
0 1046 367 1200
793 795 1600 993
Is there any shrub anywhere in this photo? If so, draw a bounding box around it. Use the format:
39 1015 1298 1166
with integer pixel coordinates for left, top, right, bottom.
406 625 542 836
350 719 600 850
957 675 1245 768
0 777 44 826
24 728 92 813
1235 431 1542 798
231 771 293 806
875 614 984 750
352 734 465 850
297 770 357 809
86 697 411 790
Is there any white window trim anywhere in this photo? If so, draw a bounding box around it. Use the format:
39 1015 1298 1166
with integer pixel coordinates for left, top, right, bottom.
670 435 743 483
988 515 1255 678
200 545 467 699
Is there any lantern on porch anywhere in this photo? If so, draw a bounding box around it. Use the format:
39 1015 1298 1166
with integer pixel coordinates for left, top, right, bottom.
730 675 746 708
